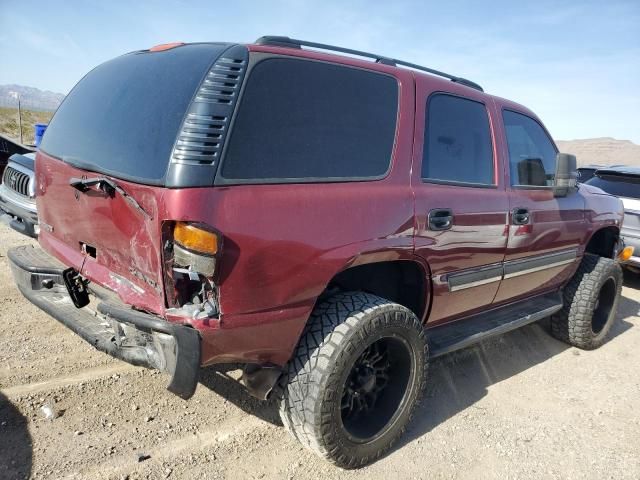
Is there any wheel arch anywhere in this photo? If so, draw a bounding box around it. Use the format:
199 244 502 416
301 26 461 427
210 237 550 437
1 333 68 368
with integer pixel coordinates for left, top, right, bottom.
585 226 620 259
316 255 432 323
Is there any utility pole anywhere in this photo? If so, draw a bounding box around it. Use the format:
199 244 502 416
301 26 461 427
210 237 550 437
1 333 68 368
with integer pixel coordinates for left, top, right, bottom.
17 94 23 145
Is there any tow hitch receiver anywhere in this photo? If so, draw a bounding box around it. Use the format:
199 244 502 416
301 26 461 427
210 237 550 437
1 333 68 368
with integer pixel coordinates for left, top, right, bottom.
62 268 90 308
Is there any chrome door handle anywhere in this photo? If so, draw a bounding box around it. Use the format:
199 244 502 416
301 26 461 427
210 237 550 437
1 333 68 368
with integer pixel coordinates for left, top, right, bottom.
429 209 453 231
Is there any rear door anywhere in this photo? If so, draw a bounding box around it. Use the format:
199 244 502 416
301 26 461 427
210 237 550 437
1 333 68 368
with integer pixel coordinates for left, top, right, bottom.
412 81 509 326
492 107 584 304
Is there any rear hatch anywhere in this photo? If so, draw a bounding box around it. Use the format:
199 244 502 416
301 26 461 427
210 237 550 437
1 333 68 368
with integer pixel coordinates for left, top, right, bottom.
36 43 248 314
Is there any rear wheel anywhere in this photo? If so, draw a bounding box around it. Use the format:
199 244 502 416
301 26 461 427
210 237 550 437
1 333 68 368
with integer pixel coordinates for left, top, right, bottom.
551 253 623 349
279 292 428 469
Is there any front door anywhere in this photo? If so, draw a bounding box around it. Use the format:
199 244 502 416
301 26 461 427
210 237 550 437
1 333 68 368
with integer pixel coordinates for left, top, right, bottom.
412 86 509 326
493 108 585 304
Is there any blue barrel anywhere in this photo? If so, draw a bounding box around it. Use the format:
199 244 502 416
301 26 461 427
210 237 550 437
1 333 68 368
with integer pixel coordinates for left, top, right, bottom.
34 123 48 147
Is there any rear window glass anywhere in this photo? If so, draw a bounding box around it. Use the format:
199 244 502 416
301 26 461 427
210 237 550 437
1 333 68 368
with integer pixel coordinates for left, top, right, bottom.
220 58 398 182
40 44 227 184
586 174 640 199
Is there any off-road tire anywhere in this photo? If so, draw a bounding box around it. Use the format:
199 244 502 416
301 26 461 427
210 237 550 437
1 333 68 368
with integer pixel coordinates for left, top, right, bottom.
551 253 622 349
279 292 428 469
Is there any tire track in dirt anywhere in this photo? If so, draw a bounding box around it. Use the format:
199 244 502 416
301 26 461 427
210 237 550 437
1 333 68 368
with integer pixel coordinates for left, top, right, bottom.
3 364 139 398
59 415 268 480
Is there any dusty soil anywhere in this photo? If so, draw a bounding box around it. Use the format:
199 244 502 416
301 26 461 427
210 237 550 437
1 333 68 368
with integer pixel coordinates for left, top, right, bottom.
0 107 53 146
1 223 639 480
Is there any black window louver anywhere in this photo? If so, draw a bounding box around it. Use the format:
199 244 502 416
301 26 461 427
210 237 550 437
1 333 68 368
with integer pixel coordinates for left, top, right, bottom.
171 46 248 166
2 166 31 197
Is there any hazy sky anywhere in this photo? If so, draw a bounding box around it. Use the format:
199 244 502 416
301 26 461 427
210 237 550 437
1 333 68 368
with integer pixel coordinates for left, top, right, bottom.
1 0 638 142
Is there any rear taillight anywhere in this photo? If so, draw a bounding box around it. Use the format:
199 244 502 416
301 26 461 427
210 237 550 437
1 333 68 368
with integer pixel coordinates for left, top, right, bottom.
173 222 219 276
163 221 222 319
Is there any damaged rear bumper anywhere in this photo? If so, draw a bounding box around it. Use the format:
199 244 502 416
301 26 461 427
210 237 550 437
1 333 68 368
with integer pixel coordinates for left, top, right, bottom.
8 245 201 399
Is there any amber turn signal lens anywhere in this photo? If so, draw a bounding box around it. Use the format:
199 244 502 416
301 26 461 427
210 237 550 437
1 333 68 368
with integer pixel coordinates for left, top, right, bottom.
618 246 634 262
174 222 219 256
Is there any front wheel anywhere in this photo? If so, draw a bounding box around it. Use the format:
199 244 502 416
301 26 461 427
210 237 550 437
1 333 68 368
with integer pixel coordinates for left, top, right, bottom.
551 253 623 349
279 292 428 469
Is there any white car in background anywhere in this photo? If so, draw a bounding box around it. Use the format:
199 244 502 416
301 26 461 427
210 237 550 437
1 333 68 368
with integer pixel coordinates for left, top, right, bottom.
586 166 640 272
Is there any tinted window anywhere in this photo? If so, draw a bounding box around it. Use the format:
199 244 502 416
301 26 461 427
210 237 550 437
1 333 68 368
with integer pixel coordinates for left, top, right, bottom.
220 58 398 181
422 94 494 185
586 174 640 199
41 44 227 184
503 110 557 186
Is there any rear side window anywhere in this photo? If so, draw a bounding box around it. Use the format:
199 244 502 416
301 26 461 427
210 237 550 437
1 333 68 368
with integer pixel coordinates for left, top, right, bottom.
586 174 640 199
219 58 398 182
503 110 557 187
422 94 494 186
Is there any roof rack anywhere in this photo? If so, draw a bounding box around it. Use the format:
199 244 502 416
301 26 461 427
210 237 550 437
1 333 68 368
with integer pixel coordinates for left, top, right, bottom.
254 36 484 92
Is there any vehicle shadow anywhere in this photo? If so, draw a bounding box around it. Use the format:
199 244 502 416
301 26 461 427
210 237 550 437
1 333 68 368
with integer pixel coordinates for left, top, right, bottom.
397 291 638 450
0 392 32 479
198 365 282 426
623 269 640 289
197 292 638 455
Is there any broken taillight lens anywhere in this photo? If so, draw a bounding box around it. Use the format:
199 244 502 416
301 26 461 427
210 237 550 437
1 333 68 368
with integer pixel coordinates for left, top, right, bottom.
163 222 222 318
173 222 220 277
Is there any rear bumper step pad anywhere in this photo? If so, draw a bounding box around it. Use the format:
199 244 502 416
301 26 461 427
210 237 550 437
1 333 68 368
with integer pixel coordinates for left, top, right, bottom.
8 245 201 399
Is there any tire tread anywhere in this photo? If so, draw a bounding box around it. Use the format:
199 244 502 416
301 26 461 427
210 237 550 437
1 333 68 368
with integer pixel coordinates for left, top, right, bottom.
279 292 427 468
551 253 622 349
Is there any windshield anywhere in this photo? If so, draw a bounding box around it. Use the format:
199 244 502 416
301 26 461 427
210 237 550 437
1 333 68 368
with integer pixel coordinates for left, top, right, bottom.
40 44 228 185
586 173 640 199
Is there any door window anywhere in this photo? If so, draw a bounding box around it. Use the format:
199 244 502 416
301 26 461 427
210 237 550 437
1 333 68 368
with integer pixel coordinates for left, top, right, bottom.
503 110 557 187
422 94 494 186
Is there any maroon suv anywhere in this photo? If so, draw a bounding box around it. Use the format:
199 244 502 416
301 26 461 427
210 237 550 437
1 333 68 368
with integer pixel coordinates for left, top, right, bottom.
8 37 629 468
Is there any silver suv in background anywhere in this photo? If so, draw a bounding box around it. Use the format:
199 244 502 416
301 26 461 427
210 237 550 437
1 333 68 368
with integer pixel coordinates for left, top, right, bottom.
0 153 38 238
586 166 640 272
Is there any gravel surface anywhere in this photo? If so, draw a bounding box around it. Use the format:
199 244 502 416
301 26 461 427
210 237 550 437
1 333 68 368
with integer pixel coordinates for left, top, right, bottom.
1 223 639 479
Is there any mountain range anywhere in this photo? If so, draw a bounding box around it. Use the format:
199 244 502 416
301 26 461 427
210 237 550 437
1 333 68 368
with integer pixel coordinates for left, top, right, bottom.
0 84 65 111
556 138 640 167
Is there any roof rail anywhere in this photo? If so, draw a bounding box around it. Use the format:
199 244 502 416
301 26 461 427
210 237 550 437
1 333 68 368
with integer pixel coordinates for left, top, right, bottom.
254 36 484 92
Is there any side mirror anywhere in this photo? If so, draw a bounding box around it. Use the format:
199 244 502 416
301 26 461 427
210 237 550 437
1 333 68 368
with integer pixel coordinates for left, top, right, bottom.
553 153 578 197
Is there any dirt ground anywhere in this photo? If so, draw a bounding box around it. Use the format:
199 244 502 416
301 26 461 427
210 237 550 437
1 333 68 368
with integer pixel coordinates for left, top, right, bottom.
1 223 639 480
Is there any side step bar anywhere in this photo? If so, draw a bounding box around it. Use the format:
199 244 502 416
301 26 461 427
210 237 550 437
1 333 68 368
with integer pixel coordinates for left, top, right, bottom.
428 292 563 358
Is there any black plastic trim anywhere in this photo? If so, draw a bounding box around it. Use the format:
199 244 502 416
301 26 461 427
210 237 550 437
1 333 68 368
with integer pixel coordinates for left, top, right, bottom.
503 249 578 278
421 178 498 189
447 264 503 291
441 248 579 292
428 292 563 357
165 44 249 188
